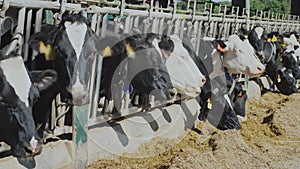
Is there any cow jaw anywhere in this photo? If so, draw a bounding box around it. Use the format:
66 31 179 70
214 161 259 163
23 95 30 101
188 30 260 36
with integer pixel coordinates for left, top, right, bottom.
0 57 31 107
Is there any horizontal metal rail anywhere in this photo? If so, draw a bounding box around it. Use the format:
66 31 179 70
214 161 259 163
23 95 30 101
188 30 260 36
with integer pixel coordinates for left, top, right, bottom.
0 0 81 11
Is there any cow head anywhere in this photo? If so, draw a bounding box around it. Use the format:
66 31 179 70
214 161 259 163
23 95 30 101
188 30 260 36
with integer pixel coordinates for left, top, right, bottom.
155 34 207 97
222 34 265 76
248 26 268 58
29 12 101 105
0 54 42 158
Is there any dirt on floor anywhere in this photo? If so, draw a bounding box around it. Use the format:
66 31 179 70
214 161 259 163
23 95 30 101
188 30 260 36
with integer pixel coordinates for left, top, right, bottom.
87 92 300 169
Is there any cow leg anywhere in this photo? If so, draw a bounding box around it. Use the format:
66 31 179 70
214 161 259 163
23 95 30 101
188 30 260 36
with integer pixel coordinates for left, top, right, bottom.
101 98 110 115
111 84 123 116
139 93 151 112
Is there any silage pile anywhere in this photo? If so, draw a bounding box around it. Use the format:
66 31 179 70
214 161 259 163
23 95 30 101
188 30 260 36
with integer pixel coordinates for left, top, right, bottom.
87 92 300 169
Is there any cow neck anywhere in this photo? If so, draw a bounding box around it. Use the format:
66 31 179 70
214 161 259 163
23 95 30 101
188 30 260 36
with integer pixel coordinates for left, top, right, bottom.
0 56 31 107
208 50 225 79
265 42 277 64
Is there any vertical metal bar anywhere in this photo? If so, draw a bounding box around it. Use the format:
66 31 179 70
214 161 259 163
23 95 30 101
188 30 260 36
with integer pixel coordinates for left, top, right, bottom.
245 0 250 90
32 8 43 59
96 14 102 37
187 21 192 40
101 14 108 37
133 16 140 28
16 7 26 56
179 19 185 39
158 18 164 35
124 15 131 34
73 104 89 169
23 9 32 62
152 17 159 33
174 19 180 36
195 21 203 56
91 13 98 32
209 22 214 37
50 97 57 131
89 53 102 121
129 15 134 31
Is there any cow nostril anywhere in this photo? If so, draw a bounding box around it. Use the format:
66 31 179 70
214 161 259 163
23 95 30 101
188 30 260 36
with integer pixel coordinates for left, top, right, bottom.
257 67 262 71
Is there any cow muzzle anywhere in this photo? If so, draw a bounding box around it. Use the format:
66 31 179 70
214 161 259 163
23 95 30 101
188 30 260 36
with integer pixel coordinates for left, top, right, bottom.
68 84 90 105
23 136 42 157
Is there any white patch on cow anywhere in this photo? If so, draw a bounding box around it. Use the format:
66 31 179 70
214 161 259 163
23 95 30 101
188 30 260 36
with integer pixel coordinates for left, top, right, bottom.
254 27 264 40
0 57 31 107
224 94 234 110
152 38 163 59
29 136 38 151
204 54 208 59
237 115 247 122
223 35 265 76
64 21 87 59
166 35 205 97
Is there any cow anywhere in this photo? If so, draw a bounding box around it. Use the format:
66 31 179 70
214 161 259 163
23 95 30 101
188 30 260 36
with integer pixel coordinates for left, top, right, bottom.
0 40 56 158
246 26 268 60
29 69 60 137
195 34 261 130
29 12 103 106
281 33 300 79
124 32 206 111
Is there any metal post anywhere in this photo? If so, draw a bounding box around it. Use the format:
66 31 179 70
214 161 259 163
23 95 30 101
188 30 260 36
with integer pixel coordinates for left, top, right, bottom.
245 0 250 90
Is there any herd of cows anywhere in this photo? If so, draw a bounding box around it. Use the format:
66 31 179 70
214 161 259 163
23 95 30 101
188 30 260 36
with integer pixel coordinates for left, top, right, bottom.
0 11 299 160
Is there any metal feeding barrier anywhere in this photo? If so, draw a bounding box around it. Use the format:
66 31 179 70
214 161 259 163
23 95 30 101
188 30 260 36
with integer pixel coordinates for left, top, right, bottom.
0 0 299 168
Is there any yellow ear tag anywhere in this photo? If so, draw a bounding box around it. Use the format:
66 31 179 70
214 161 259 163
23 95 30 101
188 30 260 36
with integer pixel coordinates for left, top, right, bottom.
126 43 135 58
271 35 277 42
39 42 55 61
267 38 272 43
238 91 243 97
207 98 212 110
244 35 248 39
280 55 283 62
277 74 281 82
103 46 112 58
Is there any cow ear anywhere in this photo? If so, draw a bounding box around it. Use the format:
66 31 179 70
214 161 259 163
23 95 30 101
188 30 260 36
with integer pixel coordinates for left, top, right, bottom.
31 70 58 92
39 42 56 61
126 42 135 58
102 46 112 58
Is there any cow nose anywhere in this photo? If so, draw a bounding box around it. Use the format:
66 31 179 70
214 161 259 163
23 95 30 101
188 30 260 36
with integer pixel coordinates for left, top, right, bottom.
72 92 90 105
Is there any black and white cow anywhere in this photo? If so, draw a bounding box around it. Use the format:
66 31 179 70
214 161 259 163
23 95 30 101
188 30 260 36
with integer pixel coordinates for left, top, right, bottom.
29 12 102 106
245 27 298 95
124 32 206 110
0 43 51 158
196 34 261 130
281 33 300 79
